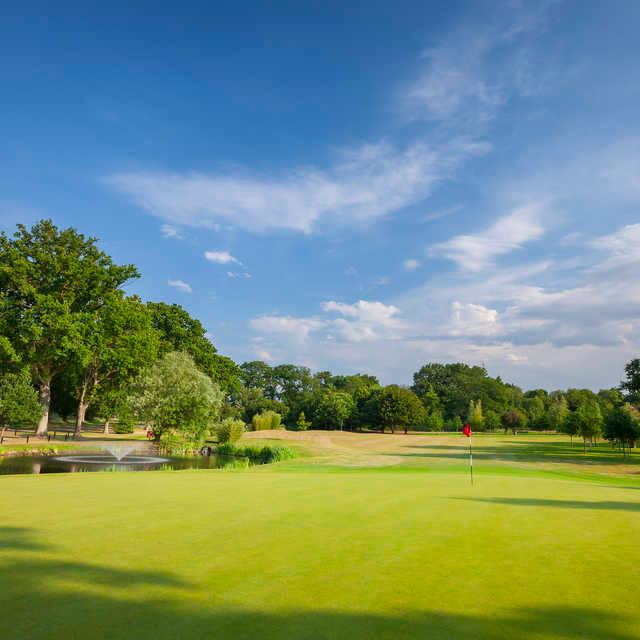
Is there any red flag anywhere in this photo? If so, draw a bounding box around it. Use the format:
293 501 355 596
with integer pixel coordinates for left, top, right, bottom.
463 423 472 437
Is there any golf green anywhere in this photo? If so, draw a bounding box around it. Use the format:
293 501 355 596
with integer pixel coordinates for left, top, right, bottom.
1 467 639 639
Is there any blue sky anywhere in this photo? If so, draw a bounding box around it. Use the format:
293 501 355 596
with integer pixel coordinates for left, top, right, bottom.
2 1 640 389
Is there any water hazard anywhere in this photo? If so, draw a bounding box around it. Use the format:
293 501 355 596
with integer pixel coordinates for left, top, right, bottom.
0 453 252 475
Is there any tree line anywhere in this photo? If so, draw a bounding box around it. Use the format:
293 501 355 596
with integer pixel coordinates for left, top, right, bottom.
1 220 639 452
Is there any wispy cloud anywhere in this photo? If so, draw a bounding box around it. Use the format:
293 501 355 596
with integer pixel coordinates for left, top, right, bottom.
205 250 241 265
160 224 182 239
167 279 192 293
403 258 420 271
106 140 488 234
428 203 548 271
405 2 555 125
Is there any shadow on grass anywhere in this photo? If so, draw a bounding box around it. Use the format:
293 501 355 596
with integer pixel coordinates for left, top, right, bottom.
452 497 640 512
396 440 638 467
0 528 637 639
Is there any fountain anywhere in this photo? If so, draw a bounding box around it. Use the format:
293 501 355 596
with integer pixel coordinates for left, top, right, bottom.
52 443 169 466
102 443 137 461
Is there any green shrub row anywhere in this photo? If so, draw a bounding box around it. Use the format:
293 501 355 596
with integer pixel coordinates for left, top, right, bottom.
215 442 295 463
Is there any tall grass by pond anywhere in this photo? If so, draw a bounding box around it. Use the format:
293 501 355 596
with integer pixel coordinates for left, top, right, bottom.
216 442 296 463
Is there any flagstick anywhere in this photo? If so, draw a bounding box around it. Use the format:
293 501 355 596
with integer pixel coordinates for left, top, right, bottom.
468 435 474 486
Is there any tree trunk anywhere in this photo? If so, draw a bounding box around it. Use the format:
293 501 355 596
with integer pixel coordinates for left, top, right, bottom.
36 382 51 437
1 422 7 442
103 417 111 435
74 381 89 437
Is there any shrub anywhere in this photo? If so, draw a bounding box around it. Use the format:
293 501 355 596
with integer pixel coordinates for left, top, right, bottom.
252 410 282 431
158 432 201 456
113 417 135 434
215 442 295 463
215 418 245 443
295 411 311 431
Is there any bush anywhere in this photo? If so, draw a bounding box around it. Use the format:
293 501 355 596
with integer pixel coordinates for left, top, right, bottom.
295 411 311 431
158 432 201 456
215 442 295 463
215 418 245 443
252 410 282 431
113 417 135 434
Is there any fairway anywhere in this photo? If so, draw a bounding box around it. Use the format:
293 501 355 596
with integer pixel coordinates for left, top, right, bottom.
2 446 640 639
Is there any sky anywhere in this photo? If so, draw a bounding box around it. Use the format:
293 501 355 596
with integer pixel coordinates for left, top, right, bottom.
2 0 640 390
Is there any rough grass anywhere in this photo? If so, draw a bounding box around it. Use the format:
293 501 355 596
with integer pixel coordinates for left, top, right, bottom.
1 432 639 639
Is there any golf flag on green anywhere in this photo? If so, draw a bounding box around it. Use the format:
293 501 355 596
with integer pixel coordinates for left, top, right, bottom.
463 422 473 485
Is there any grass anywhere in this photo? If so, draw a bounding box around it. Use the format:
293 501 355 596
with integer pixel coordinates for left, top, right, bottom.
1 432 639 639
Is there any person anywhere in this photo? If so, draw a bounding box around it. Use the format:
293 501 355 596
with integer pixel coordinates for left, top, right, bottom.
146 426 154 440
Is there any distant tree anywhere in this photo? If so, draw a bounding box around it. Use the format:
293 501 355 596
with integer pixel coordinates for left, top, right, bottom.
546 397 569 433
484 410 501 432
0 220 138 435
524 396 546 430
215 418 244 444
424 410 444 432
251 410 282 431
603 404 640 455
467 399 485 432
313 391 355 431
129 351 223 443
0 370 43 440
296 411 311 431
501 408 526 435
575 400 603 451
149 302 241 394
239 360 274 394
444 416 463 432
233 386 288 424
621 359 640 404
377 385 424 434
563 410 581 446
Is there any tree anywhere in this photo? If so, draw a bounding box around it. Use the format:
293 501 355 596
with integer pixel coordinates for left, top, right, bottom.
313 391 355 431
252 410 282 431
239 361 274 394
467 399 485 431
129 351 223 443
377 385 424 434
233 386 288 424
0 369 43 440
424 410 444 431
296 411 311 431
0 220 138 435
215 418 244 444
575 400 603 451
501 408 526 434
563 410 580 446
546 397 569 433
603 404 640 455
621 359 640 404
484 410 501 432
524 396 546 430
70 295 159 435
149 302 241 394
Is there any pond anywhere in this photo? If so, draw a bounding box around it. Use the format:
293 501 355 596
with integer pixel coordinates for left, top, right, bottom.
0 453 252 475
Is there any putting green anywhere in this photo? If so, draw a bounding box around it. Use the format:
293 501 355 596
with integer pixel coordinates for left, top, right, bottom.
1 466 639 639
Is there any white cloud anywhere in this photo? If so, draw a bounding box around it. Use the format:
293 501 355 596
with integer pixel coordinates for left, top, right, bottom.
205 250 241 265
167 279 192 293
106 140 488 234
227 271 251 279
450 301 499 337
590 223 640 273
405 3 554 124
160 224 182 239
429 203 547 271
403 258 420 271
249 315 325 344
